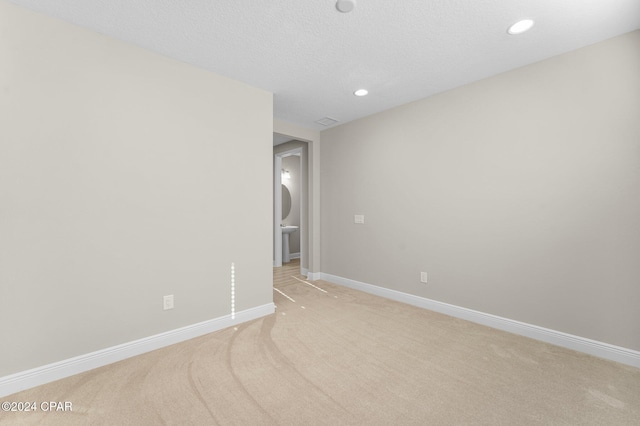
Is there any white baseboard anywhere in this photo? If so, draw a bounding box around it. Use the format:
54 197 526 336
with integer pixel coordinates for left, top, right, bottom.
0 303 275 398
306 271 322 281
320 273 640 369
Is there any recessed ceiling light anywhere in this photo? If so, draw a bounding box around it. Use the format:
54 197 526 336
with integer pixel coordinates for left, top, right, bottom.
354 89 368 97
508 19 535 35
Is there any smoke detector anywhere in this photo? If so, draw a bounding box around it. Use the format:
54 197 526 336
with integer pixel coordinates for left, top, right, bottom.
336 0 356 13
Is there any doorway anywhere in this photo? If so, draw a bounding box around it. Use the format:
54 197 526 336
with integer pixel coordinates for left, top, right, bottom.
274 141 307 276
273 122 319 280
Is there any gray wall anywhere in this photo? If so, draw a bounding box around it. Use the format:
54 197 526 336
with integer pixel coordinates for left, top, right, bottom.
0 2 273 376
320 31 640 351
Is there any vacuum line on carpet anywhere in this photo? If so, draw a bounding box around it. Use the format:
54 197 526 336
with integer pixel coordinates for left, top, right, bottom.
291 276 328 293
274 288 296 302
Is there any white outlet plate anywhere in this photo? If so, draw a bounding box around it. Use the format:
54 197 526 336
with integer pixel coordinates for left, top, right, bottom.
354 215 365 224
163 295 174 310
420 272 428 283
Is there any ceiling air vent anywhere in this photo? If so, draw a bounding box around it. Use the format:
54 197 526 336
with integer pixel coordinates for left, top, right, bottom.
315 117 339 126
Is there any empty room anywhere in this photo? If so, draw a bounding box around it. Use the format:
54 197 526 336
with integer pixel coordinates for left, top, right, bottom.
1 0 639 424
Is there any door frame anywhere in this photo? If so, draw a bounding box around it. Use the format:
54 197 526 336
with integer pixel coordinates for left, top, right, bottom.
274 148 303 269
273 120 320 279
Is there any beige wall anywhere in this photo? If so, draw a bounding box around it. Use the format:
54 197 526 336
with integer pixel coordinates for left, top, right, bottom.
320 31 640 351
0 1 273 376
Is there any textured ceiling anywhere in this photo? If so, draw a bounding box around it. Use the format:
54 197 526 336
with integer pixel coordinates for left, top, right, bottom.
9 0 640 130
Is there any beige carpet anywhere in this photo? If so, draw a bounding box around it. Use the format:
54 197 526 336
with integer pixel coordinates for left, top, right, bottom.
3 260 639 425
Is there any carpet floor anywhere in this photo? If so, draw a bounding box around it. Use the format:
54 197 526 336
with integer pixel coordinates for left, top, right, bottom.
2 260 640 425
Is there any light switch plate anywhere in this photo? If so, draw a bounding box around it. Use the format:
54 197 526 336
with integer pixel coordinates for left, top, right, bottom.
163 295 174 310
354 215 365 224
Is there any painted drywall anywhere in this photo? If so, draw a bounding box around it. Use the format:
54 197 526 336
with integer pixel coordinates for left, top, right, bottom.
0 1 273 377
320 31 640 351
